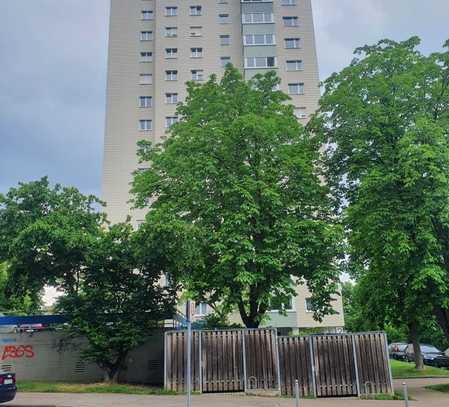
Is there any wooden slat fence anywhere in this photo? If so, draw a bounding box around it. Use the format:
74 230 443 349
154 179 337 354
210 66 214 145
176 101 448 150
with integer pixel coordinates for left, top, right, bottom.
165 329 393 398
310 334 358 397
164 330 201 392
278 336 314 397
243 329 280 391
201 330 244 392
353 332 392 395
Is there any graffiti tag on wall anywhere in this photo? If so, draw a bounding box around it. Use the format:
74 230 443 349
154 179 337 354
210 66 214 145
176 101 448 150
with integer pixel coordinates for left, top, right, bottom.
1 345 34 360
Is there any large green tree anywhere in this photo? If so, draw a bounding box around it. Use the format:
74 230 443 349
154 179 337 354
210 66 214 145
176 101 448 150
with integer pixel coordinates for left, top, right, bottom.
0 177 104 307
314 37 449 368
1 179 176 381
132 66 343 328
58 223 176 382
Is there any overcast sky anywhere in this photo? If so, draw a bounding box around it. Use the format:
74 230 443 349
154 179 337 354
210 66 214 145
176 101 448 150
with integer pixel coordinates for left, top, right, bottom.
1 0 448 198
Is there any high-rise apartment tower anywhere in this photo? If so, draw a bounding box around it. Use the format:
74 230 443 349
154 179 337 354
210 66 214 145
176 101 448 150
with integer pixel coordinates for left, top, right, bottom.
102 0 321 225
102 0 344 332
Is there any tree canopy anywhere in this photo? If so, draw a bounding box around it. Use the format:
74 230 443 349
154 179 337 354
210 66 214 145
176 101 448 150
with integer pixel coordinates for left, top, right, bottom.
0 177 104 307
314 37 449 367
0 178 176 381
132 66 343 328
57 223 176 382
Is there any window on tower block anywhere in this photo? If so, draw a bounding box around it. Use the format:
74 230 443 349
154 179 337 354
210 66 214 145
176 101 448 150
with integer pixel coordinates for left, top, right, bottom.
244 33 275 46
284 38 300 49
139 74 152 85
220 35 230 46
190 5 202 16
139 120 152 131
165 93 178 104
220 56 231 68
283 16 299 26
165 27 177 37
194 303 209 316
141 10 153 20
305 298 315 312
189 26 203 37
218 13 230 24
165 7 177 16
191 69 204 81
139 96 152 108
165 116 178 128
191 47 203 58
140 52 152 62
140 31 153 41
294 107 307 119
286 60 303 71
245 56 276 68
165 48 178 59
165 70 178 81
288 83 304 95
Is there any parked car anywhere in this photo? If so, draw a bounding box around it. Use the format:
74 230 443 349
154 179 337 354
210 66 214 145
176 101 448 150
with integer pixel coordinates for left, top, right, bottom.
0 371 16 404
15 323 44 333
405 344 449 368
389 342 408 360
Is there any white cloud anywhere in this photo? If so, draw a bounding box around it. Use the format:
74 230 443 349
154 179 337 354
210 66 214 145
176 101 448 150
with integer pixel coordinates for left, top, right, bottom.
313 0 449 81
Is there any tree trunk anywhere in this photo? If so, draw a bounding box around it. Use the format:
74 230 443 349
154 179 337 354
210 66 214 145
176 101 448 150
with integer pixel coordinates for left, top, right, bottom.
238 297 262 328
409 322 424 370
434 307 449 342
104 366 121 383
102 352 127 383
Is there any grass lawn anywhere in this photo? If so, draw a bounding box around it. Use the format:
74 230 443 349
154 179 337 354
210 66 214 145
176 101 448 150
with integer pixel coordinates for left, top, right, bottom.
361 392 404 400
391 359 449 379
426 383 449 393
17 381 176 395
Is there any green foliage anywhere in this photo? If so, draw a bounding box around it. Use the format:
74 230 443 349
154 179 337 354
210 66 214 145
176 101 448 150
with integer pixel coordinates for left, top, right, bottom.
0 262 39 314
57 223 176 382
200 312 242 330
314 37 449 345
0 177 105 307
1 179 176 381
342 279 448 349
132 66 343 327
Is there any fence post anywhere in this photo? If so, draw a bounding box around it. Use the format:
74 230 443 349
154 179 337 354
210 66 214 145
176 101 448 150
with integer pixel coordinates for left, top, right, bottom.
186 302 192 407
242 330 248 394
308 337 317 398
199 330 203 393
164 331 168 391
384 332 394 395
273 329 282 393
351 335 361 397
403 382 409 407
295 379 300 407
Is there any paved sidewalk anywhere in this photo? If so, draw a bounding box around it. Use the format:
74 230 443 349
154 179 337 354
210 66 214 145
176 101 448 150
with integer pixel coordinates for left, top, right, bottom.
6 393 400 407
394 377 449 405
6 378 449 407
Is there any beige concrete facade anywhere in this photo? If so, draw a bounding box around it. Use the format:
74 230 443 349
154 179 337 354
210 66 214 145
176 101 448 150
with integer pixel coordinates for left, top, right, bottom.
102 0 344 330
221 283 344 332
102 0 322 225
